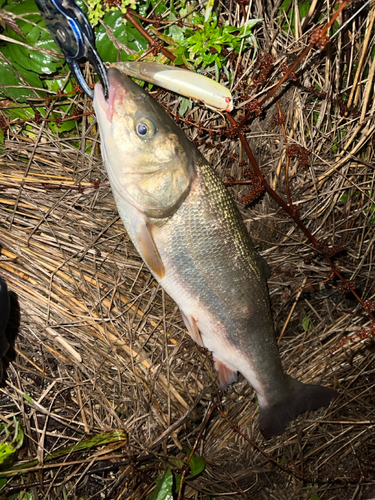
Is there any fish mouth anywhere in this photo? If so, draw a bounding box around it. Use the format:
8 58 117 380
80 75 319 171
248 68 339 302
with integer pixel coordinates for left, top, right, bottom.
94 68 122 123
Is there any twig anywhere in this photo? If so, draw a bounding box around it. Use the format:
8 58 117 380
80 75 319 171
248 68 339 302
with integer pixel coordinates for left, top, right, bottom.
177 399 218 500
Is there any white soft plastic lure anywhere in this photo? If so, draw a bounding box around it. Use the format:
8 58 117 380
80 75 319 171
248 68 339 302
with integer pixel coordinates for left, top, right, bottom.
110 61 233 112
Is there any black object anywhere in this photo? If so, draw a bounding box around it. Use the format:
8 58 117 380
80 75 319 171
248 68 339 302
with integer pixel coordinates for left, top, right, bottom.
0 276 10 358
35 0 109 99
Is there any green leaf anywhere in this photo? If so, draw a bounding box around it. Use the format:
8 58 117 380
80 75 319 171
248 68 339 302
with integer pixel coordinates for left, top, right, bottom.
299 1 311 19
0 429 127 478
0 127 4 145
173 54 185 66
58 120 77 133
0 2 60 102
168 457 185 468
178 96 193 116
302 317 313 332
96 11 147 62
3 0 40 15
24 393 33 404
0 417 24 468
0 443 17 466
204 0 216 22
249 18 262 29
214 60 220 81
148 468 174 500
2 44 40 75
174 473 182 494
169 14 260 74
188 452 205 478
190 43 202 54
168 24 186 44
150 0 168 16
150 29 178 47
3 106 34 122
28 48 60 75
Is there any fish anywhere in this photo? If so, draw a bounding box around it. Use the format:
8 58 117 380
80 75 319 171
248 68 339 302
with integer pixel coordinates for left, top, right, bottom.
0 276 10 358
93 68 338 439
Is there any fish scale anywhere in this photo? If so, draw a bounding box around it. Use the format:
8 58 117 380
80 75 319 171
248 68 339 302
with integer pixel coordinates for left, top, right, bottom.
156 158 269 321
93 67 338 439
151 158 280 389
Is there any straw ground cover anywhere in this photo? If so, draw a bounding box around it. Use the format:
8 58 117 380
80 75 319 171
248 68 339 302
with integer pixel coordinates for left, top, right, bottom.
0 0 375 498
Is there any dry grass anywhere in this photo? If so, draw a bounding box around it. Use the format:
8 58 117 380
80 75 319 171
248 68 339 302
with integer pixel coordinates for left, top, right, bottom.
1 1 375 498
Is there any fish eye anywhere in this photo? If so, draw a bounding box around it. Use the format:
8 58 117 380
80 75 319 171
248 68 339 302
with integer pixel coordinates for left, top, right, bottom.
135 118 156 139
137 123 148 136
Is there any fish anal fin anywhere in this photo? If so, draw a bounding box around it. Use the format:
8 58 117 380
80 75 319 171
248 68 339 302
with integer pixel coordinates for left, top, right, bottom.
135 220 165 279
180 310 203 347
259 376 338 439
213 357 238 391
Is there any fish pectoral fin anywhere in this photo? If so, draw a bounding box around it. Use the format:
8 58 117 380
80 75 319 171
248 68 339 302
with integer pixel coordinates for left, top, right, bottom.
213 357 238 391
135 219 165 279
180 310 203 347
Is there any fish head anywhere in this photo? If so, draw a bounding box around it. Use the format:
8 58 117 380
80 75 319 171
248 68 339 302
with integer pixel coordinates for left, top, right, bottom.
93 67 196 218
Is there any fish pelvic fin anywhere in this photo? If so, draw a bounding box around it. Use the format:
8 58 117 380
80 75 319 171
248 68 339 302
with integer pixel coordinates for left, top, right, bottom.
213 357 238 391
135 219 165 279
259 376 338 440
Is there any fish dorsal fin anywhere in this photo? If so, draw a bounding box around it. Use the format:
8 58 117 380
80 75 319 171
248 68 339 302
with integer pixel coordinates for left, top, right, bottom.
213 358 238 391
134 219 165 279
180 310 203 347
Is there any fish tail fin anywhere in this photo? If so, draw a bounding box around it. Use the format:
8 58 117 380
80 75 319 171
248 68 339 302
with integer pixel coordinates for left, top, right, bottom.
259 376 338 439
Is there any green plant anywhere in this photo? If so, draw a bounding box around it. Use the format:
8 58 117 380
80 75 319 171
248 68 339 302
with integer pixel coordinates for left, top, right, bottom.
278 0 339 38
0 0 147 102
168 13 260 79
0 417 24 469
0 0 260 132
302 316 314 332
302 484 321 500
0 0 148 139
148 449 205 500
0 426 127 495
87 0 135 26
148 468 174 500
0 417 24 490
0 0 60 101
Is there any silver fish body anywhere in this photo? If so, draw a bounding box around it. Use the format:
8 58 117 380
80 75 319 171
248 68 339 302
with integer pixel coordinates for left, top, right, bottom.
93 68 337 438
